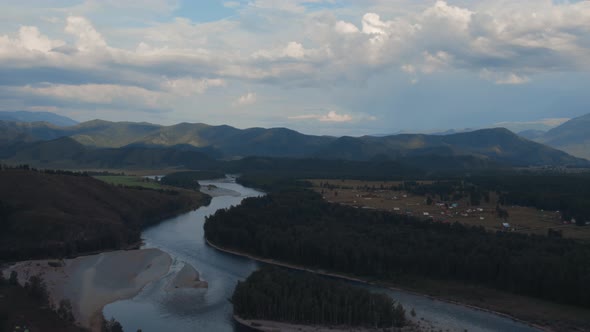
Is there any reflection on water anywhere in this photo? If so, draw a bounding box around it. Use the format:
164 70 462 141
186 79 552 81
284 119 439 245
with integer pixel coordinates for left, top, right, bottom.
104 178 540 332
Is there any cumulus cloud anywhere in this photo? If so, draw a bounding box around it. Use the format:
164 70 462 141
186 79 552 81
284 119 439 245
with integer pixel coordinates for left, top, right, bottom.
3 1 590 89
0 0 589 131
65 16 107 52
334 21 359 34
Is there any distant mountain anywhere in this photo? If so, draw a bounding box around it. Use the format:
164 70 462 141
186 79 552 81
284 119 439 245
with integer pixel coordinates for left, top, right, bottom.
492 119 568 133
429 128 476 136
518 129 546 140
70 119 161 147
535 113 590 160
0 119 586 167
0 111 78 126
131 123 336 158
314 128 586 166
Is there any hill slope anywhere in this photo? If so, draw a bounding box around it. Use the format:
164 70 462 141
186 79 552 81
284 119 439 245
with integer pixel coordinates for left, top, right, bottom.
0 168 209 260
1 137 217 169
537 113 590 160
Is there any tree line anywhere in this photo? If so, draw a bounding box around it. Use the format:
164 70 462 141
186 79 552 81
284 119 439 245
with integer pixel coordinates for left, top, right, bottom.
160 170 225 190
0 169 209 261
471 174 590 225
232 267 406 328
205 189 590 308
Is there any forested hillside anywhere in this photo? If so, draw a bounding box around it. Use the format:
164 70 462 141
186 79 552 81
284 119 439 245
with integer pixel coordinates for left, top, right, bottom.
0 167 210 260
205 190 590 308
536 113 590 160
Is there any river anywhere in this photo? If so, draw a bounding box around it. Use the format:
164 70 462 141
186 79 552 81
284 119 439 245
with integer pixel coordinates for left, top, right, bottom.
103 177 541 332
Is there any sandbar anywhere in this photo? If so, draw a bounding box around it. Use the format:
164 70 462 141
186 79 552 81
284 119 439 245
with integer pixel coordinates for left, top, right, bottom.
3 248 172 331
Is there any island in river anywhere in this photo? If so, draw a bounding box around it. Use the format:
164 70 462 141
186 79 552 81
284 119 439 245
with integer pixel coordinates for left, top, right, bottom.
231 267 421 332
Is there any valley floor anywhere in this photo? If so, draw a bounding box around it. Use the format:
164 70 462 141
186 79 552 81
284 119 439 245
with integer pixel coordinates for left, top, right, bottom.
207 240 590 332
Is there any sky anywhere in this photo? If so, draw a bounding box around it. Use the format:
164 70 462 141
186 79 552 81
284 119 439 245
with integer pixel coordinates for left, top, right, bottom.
0 0 589 136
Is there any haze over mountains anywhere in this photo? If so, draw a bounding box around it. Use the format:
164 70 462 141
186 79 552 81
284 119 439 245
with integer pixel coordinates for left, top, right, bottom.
0 111 588 169
531 114 590 160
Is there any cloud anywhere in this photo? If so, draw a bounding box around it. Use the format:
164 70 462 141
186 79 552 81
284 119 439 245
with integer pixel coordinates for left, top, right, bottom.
248 0 333 14
334 21 359 34
65 16 107 52
162 77 226 96
223 1 241 9
0 1 589 133
3 1 590 89
234 92 257 106
480 69 530 85
20 83 165 109
289 111 353 122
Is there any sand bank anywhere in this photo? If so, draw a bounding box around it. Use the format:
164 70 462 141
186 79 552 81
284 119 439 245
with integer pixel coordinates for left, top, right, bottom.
166 263 208 290
3 248 172 331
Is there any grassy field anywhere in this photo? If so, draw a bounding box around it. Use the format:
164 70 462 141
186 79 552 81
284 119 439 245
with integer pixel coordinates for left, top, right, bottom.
309 179 590 240
93 175 164 190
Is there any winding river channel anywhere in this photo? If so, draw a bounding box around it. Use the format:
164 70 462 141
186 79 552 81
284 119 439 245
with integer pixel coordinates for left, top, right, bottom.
103 177 541 332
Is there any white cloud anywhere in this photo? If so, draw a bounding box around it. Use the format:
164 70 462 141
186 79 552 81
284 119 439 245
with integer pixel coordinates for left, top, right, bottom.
480 69 530 85
65 16 107 52
421 51 453 73
319 111 353 122
18 26 64 52
334 21 359 34
283 41 306 59
21 83 165 108
495 73 530 85
234 92 257 106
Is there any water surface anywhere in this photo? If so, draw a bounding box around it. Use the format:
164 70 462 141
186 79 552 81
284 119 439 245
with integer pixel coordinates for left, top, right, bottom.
104 178 540 332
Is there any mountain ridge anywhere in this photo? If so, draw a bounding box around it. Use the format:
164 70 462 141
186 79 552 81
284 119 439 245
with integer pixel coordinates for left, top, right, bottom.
0 111 78 126
534 113 590 160
0 119 587 167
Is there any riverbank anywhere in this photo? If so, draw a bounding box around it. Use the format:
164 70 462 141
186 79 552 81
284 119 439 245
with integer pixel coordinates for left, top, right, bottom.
206 240 589 332
233 315 426 332
3 248 173 331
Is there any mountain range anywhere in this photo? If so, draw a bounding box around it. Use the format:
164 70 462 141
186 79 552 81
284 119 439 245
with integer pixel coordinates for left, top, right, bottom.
0 111 78 127
0 112 588 169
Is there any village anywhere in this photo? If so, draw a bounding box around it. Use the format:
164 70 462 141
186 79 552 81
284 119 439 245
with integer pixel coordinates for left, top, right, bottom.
309 179 590 240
